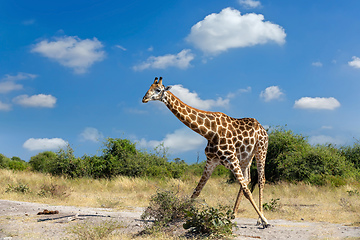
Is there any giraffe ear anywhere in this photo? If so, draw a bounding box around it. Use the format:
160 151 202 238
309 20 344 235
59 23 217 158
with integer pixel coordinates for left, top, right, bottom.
165 86 172 91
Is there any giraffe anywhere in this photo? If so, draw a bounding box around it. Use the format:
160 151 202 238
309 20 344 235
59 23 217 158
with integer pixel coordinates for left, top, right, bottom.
142 77 270 227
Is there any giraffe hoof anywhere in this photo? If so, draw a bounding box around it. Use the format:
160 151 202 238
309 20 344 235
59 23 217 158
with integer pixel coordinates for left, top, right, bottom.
263 223 271 228
256 218 270 228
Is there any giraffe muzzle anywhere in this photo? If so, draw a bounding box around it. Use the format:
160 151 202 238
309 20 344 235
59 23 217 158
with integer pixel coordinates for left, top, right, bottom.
142 97 149 103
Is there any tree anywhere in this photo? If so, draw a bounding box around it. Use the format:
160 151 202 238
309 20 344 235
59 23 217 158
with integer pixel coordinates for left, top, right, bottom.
0 154 10 168
29 151 57 172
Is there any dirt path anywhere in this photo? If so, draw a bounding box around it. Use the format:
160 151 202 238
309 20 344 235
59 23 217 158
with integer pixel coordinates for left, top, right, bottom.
0 199 359 239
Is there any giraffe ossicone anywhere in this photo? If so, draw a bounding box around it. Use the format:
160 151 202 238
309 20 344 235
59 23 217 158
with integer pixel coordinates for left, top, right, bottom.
142 77 270 228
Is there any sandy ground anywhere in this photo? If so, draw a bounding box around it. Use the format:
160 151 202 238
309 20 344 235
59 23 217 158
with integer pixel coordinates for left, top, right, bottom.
0 199 359 239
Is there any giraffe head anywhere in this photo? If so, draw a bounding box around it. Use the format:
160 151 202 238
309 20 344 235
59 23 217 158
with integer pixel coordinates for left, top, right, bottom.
142 77 171 103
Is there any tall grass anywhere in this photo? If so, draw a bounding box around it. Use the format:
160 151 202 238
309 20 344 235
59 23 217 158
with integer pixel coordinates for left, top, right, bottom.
1 169 359 225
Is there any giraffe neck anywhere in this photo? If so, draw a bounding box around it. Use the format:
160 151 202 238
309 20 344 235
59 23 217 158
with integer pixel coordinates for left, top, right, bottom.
162 91 217 141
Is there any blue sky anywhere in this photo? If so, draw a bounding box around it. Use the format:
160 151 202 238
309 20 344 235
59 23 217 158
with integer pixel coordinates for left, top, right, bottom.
1 0 360 163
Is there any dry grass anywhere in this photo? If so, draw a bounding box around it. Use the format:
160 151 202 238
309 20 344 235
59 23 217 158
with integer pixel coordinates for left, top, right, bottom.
237 182 360 225
1 168 360 226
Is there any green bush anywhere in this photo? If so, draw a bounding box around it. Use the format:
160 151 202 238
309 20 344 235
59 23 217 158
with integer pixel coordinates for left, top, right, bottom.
0 154 28 171
183 204 235 238
141 190 193 227
0 154 10 168
263 198 280 211
8 160 28 171
18 127 360 184
142 190 236 238
49 145 86 178
265 126 309 182
263 127 358 185
26 138 190 179
29 151 57 173
341 142 360 169
275 144 354 184
5 183 30 193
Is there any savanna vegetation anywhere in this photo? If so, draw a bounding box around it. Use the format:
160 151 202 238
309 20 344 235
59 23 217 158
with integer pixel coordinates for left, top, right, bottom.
1 126 359 185
1 126 360 238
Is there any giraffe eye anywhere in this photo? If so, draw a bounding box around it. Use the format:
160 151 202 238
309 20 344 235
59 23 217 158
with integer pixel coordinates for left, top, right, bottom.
155 88 161 93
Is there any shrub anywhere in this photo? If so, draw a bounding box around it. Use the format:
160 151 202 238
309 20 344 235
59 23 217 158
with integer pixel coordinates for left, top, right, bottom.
263 198 280 211
263 127 357 185
276 144 354 184
83 155 108 179
0 155 28 171
183 204 236 238
142 190 236 238
29 151 57 173
141 190 193 227
49 145 86 178
38 183 69 199
0 154 10 169
99 138 137 178
5 183 30 193
8 157 28 171
265 126 309 182
341 142 360 169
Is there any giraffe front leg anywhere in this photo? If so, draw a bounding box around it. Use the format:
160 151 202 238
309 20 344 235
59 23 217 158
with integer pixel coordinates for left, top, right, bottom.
191 160 218 199
233 185 243 214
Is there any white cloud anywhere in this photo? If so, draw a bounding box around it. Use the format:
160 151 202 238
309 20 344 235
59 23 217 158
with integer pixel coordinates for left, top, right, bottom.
13 94 57 108
171 84 229 110
133 49 194 71
23 138 68 151
0 72 38 94
309 135 343 146
0 81 23 94
294 97 340 110
260 86 284 102
0 101 11 111
312 61 323 67
2 72 37 81
80 127 103 142
227 86 252 98
115 45 127 51
138 128 206 153
31 36 105 74
238 0 261 8
348 56 360 69
186 7 286 54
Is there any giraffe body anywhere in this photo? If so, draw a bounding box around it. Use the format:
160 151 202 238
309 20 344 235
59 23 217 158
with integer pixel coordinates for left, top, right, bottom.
142 77 269 227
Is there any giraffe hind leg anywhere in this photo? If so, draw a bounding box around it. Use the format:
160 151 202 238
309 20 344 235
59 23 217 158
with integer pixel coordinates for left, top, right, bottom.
255 141 268 226
223 158 269 227
233 155 254 214
233 185 243 214
233 167 251 214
